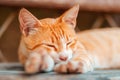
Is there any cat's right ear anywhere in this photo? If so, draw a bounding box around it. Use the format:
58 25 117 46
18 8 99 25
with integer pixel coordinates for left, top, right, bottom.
60 4 79 28
19 8 40 36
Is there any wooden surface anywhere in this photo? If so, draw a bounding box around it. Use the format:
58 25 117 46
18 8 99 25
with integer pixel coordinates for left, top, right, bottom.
0 63 119 80
1 0 120 13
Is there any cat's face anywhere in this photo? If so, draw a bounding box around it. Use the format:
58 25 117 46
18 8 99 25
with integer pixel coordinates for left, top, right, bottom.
19 5 79 63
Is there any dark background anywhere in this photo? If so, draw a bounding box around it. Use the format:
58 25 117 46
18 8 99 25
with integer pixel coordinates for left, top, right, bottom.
0 6 120 62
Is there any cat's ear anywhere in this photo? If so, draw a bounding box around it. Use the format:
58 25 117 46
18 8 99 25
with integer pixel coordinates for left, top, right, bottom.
60 4 79 28
19 8 40 36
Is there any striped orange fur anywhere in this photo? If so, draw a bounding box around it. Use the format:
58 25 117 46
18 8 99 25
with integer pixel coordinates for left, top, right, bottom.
18 5 120 74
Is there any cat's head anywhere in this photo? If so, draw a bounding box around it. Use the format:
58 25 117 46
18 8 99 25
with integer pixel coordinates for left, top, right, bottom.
19 5 79 63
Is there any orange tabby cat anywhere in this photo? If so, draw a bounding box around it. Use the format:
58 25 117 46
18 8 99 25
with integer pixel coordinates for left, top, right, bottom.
18 5 120 74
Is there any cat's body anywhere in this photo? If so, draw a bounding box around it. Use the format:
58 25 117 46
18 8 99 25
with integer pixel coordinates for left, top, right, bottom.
78 28 120 69
18 5 120 74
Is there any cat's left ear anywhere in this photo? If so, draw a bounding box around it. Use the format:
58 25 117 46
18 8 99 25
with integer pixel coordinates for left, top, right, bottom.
19 8 41 36
60 4 79 28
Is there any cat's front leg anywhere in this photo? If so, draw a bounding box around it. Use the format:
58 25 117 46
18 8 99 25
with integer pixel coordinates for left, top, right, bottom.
25 50 54 74
54 53 94 73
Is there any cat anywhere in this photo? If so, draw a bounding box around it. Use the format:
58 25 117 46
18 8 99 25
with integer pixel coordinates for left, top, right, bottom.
18 4 120 74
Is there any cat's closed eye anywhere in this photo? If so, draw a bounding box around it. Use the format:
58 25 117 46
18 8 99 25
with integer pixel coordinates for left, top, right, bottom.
42 43 57 50
67 40 73 45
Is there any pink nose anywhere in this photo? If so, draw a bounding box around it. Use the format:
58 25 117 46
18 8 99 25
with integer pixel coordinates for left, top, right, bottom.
59 56 68 61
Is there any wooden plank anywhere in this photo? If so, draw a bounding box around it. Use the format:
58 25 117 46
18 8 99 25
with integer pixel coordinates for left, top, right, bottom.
0 63 119 80
0 0 120 13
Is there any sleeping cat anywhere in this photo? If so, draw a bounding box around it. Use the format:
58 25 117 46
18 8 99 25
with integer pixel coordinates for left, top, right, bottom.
18 5 120 74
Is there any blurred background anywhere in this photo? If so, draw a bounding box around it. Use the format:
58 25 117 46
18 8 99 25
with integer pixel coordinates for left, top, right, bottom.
0 0 120 62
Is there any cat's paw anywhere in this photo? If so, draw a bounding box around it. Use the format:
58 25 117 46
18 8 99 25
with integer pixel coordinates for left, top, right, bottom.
54 60 93 73
25 51 54 74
